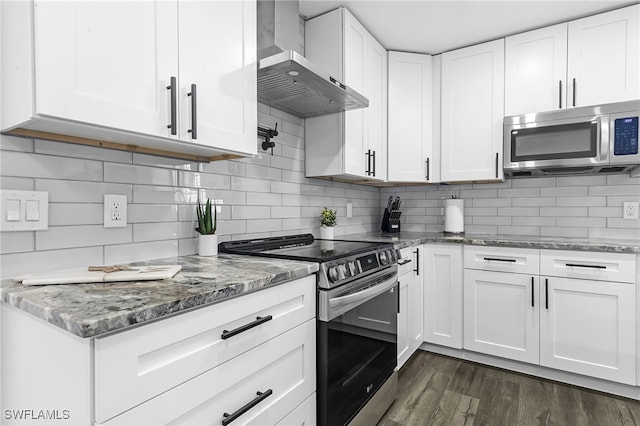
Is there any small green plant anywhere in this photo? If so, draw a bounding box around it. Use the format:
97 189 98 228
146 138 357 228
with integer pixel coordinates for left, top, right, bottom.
196 198 217 235
320 207 337 227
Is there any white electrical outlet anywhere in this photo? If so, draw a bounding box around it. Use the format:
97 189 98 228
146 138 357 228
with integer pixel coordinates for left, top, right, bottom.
623 201 639 220
104 194 127 228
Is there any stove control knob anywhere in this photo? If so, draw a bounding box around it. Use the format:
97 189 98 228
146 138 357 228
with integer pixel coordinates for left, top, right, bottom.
328 266 340 283
347 261 358 276
339 263 350 279
379 251 388 265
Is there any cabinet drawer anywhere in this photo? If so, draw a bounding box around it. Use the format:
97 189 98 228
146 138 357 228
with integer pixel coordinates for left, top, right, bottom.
398 246 419 276
95 275 315 423
276 394 316 426
540 250 636 283
464 246 539 275
100 319 316 425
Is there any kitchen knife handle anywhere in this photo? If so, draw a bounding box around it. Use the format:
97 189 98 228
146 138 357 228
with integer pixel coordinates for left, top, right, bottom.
425 157 430 180
558 80 563 109
572 78 576 107
222 389 273 425
188 83 197 139
372 150 376 177
166 76 177 135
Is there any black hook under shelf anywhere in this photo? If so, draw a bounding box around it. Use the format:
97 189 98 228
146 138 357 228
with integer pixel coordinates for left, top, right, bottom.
258 123 278 155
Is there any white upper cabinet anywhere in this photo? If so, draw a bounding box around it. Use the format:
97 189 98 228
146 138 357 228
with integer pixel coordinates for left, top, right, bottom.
1 0 257 159
441 39 504 182
505 24 568 116
505 4 639 116
567 4 640 108
305 7 388 181
388 52 438 183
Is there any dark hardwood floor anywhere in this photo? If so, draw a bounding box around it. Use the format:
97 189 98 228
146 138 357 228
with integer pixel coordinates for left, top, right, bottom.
378 351 640 426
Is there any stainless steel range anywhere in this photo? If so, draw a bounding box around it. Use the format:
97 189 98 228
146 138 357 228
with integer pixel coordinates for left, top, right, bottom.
219 234 399 426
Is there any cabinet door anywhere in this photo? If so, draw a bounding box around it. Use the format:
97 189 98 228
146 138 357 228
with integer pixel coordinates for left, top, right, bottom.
540 277 636 385
567 4 640 107
343 10 367 177
505 24 568 115
409 246 424 353
34 0 178 138
397 275 410 368
364 36 388 181
178 0 256 155
388 52 434 182
424 244 463 349
441 39 504 182
464 270 539 363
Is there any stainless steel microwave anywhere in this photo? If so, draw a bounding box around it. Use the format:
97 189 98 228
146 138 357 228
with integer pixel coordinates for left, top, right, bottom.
504 101 639 177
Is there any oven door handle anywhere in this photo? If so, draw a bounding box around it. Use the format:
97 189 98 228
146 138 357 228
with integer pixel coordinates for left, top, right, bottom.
329 272 397 310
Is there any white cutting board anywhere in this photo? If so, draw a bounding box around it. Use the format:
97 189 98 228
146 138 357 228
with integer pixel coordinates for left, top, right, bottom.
15 265 182 286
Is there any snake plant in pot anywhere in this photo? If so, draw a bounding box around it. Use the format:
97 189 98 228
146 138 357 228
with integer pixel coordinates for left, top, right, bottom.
196 198 218 256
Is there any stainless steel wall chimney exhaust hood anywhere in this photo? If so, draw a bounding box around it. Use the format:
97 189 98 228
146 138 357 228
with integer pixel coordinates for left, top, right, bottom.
257 0 369 118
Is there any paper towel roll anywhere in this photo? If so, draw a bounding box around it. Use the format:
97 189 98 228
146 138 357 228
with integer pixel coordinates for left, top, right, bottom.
444 198 464 234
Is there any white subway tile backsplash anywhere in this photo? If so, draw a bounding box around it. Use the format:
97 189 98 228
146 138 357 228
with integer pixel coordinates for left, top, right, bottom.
607 195 640 206
588 207 622 217
35 140 132 163
498 225 540 236
606 174 640 185
512 177 555 188
36 225 132 250
556 175 606 187
129 204 179 223
511 197 555 207
607 218 640 229
1 247 103 280
105 163 178 186
512 216 556 227
216 220 247 236
473 216 511 226
473 198 511 207
498 188 540 198
133 223 181 242
245 164 283 181
37 180 132 202
49 203 103 226
556 197 606 207
589 227 640 241
133 185 194 204
271 206 301 218
1 135 34 152
556 217 607 228
497 207 539 217
231 176 271 192
540 227 588 238
104 240 179 265
540 186 588 197
540 206 588 217
246 219 282 234
0 232 34 254
232 205 270 220
178 237 197 256
179 171 231 190
2 151 103 181
199 160 246 176
460 189 497 199
246 192 282 206
1 177 34 190
590 185 640 196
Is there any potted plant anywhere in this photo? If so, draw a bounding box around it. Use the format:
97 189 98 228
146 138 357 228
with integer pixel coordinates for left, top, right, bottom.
196 198 217 256
320 207 337 240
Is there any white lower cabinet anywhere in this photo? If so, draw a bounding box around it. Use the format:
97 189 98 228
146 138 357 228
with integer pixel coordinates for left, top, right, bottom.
463 246 637 386
101 319 316 425
464 269 540 364
276 394 317 426
423 244 463 349
397 245 423 368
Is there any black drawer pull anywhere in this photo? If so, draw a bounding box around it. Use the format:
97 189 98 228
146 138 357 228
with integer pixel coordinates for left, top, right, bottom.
531 276 534 308
483 257 516 263
222 389 273 425
545 278 549 310
413 247 420 275
565 263 606 270
188 83 197 139
221 315 273 340
166 76 177 135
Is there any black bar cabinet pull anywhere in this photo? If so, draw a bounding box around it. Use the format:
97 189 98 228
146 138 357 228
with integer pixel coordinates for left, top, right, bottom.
222 389 273 425
372 150 376 177
483 257 516 263
166 76 177 135
545 278 549 310
221 315 273 340
365 150 371 176
495 153 499 178
558 80 563 109
397 283 400 314
413 248 420 275
565 263 606 270
188 83 197 139
531 276 534 307
572 78 576 107
426 158 430 180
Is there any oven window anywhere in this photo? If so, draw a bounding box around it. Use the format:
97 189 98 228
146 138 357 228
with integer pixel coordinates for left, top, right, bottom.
317 285 397 426
511 121 598 161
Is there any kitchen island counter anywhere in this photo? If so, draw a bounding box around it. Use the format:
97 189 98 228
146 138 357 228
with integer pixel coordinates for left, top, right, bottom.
342 231 640 253
0 254 318 338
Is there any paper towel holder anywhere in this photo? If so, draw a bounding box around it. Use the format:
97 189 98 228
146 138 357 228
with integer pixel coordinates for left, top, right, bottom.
443 195 465 235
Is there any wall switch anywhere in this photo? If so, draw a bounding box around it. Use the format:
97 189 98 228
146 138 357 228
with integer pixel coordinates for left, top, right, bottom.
623 201 639 220
346 202 353 218
0 190 48 231
104 194 127 228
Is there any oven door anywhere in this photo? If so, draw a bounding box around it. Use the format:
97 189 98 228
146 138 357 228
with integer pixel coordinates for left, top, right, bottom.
317 267 398 426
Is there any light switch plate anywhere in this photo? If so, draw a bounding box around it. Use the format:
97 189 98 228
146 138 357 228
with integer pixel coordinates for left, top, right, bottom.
0 190 48 231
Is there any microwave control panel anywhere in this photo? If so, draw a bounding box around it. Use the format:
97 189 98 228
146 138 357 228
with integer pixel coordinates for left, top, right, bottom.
613 116 638 156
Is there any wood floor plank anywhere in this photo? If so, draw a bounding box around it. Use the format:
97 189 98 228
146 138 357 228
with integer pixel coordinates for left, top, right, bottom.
378 351 640 426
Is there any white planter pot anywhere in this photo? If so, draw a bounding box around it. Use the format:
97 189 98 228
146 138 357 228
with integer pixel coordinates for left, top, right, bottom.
320 226 335 240
198 234 218 256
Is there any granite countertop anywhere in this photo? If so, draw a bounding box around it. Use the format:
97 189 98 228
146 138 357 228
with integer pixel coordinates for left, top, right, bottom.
0 254 318 339
342 232 640 253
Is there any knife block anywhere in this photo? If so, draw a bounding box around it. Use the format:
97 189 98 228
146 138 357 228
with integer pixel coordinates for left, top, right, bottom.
381 208 401 233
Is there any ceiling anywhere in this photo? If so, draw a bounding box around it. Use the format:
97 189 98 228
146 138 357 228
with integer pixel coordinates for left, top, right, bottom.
298 0 638 54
